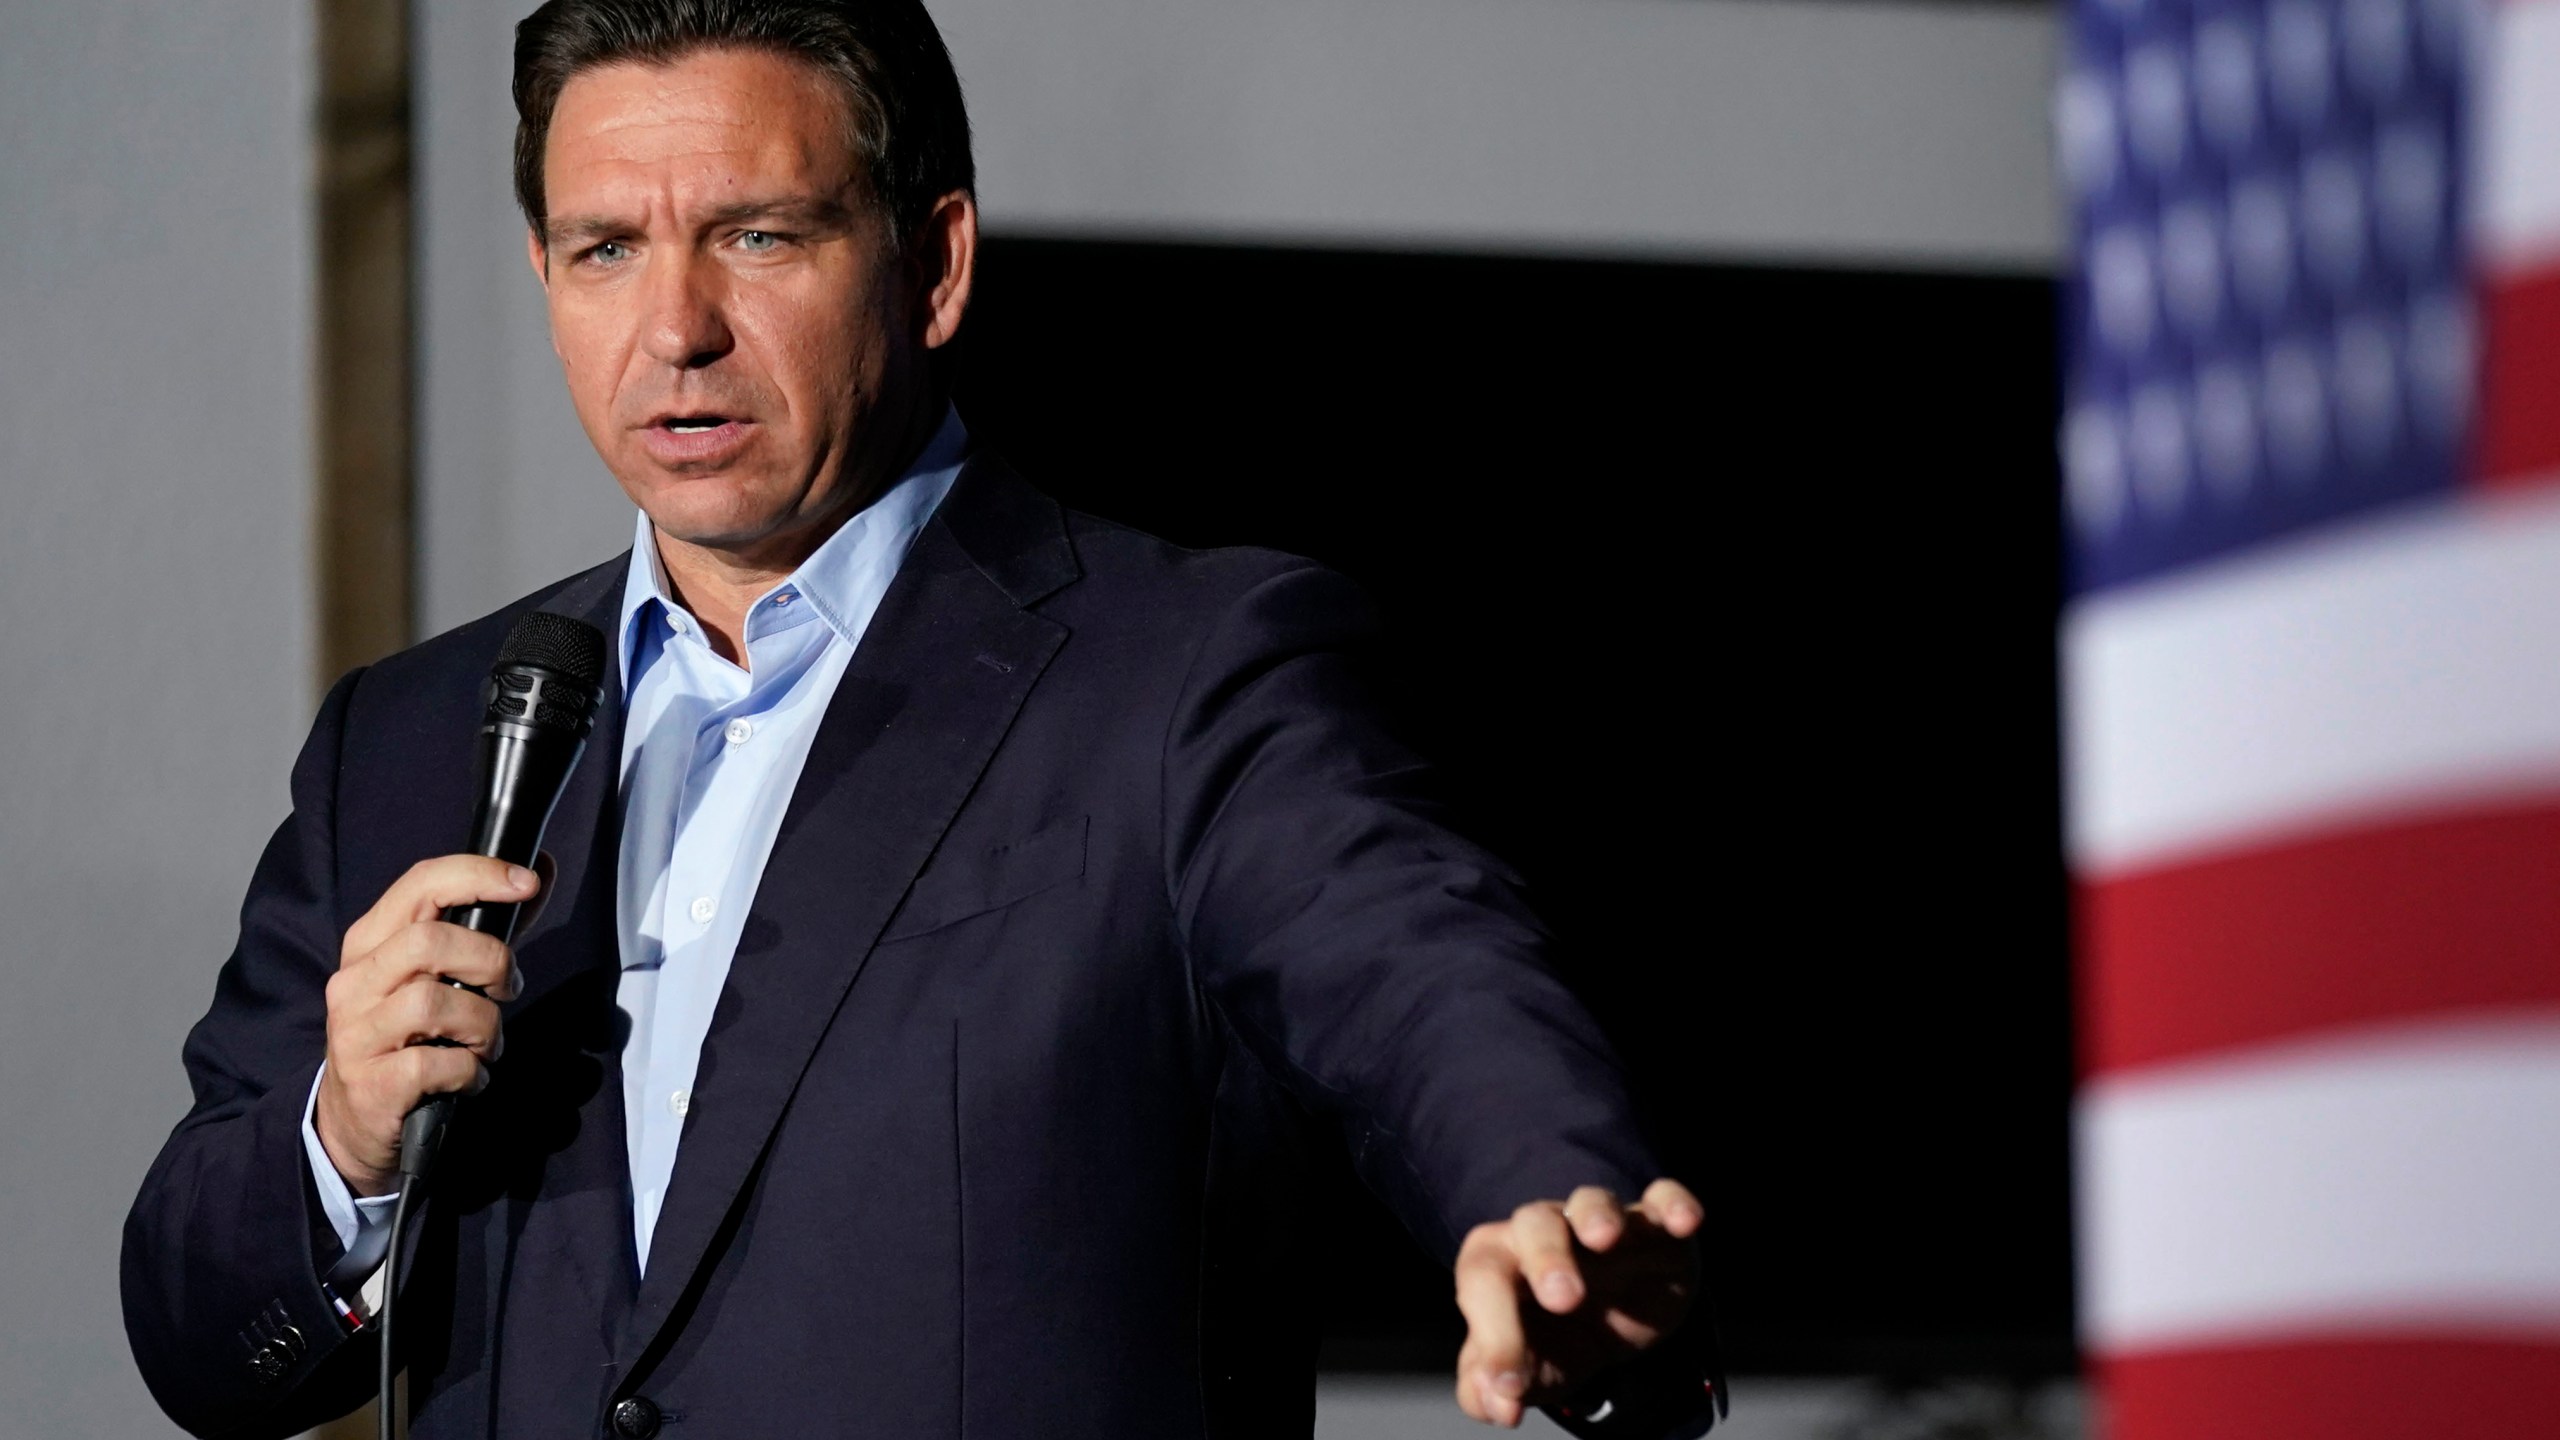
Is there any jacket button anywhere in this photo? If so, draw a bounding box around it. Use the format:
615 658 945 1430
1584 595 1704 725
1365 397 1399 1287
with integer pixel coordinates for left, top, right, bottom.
247 1339 292 1385
611 1396 662 1438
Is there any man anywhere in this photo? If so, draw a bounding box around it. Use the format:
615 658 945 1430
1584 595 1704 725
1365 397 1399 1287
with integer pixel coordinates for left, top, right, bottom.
121 3 1719 1437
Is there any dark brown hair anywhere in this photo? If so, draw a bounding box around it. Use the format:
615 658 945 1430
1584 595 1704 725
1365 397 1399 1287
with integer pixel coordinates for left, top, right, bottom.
512 0 974 248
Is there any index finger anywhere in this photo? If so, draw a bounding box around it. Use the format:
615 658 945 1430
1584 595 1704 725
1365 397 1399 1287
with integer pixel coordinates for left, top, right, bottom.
341 855 540 963
1452 1231 1532 1426
1636 1177 1705 1239
1562 1186 1627 1252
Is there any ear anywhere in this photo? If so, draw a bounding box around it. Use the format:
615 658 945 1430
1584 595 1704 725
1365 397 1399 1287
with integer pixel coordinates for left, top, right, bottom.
913 190 979 352
526 228 565 360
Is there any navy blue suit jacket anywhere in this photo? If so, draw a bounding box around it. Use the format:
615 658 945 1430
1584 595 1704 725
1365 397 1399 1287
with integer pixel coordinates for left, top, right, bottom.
123 458 1667 1439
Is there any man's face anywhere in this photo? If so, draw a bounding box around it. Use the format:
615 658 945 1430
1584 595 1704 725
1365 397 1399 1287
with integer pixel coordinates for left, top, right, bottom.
534 48 928 555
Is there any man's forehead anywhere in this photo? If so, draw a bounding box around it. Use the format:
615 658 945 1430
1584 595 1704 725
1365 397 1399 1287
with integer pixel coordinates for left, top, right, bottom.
545 49 858 205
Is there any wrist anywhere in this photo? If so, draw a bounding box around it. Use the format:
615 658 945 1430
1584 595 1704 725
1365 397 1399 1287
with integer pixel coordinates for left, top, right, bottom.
313 1078 398 1196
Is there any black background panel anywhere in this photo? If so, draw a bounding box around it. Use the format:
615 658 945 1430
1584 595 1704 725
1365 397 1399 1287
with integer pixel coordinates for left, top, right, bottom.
955 238 2072 1377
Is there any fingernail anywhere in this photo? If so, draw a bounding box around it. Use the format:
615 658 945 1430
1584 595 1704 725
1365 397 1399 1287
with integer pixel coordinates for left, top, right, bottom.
1495 1369 1525 1398
1539 1272 1580 1308
509 865 537 890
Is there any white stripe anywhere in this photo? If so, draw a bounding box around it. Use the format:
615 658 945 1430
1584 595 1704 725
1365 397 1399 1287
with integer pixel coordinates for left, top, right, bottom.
2081 1014 2560 1353
2064 488 2560 875
2479 0 2560 270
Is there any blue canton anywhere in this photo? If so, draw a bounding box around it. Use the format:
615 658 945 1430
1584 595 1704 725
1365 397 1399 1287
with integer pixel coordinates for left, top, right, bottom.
2064 0 2474 595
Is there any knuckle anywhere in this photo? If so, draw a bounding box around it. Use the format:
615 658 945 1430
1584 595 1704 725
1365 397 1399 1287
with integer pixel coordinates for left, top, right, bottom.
395 1045 436 1093
397 979 440 1034
466 999 505 1053
464 931 512 982
411 1044 470 1092
399 858 453 900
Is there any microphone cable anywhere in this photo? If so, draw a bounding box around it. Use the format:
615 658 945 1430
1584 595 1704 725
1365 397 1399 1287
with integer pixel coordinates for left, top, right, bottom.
378 1177 415 1440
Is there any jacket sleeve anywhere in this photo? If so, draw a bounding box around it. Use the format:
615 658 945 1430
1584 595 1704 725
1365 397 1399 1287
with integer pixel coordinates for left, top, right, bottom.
121 668 383 1439
1164 560 1664 1259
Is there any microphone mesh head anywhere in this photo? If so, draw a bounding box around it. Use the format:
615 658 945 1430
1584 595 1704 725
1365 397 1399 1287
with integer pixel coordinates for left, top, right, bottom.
496 610 607 690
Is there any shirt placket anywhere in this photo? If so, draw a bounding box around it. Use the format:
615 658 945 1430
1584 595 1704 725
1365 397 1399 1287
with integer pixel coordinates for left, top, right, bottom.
636 642 748 1261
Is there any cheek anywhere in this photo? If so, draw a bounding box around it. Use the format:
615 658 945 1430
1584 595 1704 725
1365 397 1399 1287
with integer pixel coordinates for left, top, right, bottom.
740 294 876 412
549 296 627 400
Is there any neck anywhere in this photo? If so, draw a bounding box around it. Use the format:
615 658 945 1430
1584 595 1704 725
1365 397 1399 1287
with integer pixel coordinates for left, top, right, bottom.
650 530 807 667
653 397 945 666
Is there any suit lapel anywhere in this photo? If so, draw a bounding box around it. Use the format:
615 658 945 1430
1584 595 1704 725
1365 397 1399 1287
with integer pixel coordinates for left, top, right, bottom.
518 554 632 971
615 458 1078 1370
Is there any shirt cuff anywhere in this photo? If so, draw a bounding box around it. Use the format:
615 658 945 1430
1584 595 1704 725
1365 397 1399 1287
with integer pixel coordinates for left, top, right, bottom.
300 1066 399 1269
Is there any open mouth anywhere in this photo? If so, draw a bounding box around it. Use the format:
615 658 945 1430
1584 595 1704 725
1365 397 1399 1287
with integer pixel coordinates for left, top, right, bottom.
640 412 754 463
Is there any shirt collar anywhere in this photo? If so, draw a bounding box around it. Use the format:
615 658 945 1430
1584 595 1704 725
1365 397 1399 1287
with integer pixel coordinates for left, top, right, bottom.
616 404 971 682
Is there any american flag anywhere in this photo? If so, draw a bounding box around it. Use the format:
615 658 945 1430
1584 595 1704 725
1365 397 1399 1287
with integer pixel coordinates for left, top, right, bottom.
2064 0 2560 1434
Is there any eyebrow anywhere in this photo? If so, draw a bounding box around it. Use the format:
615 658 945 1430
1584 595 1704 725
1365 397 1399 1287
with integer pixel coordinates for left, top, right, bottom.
544 196 858 247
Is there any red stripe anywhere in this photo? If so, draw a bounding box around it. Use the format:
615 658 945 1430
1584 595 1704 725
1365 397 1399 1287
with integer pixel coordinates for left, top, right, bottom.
2080 800 2560 1074
2476 266 2560 490
2103 1336 2560 1440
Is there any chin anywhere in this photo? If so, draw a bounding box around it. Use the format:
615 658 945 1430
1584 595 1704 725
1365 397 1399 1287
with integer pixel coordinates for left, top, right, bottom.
631 479 787 549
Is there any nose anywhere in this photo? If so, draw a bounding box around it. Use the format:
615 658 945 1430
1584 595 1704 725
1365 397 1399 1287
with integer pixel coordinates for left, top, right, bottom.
638 249 733 370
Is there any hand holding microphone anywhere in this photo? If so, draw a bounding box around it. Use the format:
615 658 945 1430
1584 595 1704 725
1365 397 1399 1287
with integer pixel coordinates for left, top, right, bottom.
312 857 538 1195
311 611 605 1197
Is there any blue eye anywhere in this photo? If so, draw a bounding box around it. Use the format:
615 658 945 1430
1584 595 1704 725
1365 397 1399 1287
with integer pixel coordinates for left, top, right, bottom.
738 230 781 253
585 240 630 266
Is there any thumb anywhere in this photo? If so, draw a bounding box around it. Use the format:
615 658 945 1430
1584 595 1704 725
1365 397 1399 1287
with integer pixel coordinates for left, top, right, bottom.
514 850 561 935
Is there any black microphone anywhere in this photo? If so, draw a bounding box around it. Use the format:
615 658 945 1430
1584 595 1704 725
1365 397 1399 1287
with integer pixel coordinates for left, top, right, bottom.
379 612 605 1440
396 609 607 1180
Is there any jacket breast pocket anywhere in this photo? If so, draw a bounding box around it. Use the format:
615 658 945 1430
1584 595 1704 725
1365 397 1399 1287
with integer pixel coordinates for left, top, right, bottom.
881 814 1090 943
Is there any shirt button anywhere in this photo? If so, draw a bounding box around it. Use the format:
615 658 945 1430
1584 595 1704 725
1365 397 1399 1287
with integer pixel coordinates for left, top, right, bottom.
771 592 795 608
724 718 754 746
670 1090 691 1118
689 895 717 924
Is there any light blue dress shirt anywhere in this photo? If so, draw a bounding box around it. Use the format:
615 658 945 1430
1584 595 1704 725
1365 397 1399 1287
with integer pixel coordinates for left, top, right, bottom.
302 408 968 1281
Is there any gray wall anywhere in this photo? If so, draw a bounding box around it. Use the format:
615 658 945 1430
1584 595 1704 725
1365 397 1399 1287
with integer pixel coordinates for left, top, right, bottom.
0 3 316 1436
416 0 634 638
938 0 2059 267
